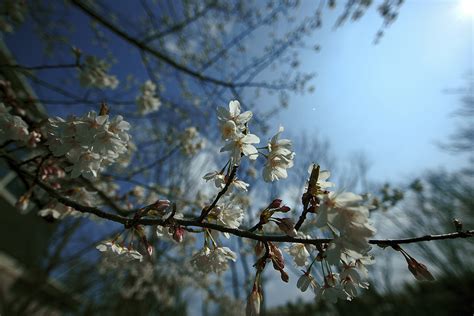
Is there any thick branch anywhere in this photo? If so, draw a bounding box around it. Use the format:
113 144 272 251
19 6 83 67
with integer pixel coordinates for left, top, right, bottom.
0 63 78 71
7 157 473 248
31 171 474 247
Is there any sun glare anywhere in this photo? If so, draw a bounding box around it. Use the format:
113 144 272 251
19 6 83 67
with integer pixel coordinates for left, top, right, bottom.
458 0 474 17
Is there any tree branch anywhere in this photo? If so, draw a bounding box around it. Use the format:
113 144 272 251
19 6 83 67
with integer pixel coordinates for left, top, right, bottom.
198 165 238 222
30 168 474 247
70 0 234 88
7 157 473 248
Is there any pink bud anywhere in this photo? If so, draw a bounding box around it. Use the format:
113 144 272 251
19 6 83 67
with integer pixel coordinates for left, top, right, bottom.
278 205 291 213
146 244 153 257
173 226 185 243
268 199 282 209
246 284 262 316
255 241 264 257
406 257 435 281
152 199 171 212
276 218 297 237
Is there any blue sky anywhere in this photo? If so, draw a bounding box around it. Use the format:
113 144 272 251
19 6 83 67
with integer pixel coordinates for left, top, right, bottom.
271 0 473 184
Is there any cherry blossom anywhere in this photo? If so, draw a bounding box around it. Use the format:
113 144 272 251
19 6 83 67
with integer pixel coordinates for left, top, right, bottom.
262 126 295 182
136 80 161 115
0 103 30 144
46 111 131 179
79 56 119 90
191 245 237 274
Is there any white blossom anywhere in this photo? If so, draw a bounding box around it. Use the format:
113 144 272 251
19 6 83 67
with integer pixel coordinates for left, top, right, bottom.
297 272 316 292
220 133 260 164
180 127 205 156
314 273 350 304
211 204 244 238
285 243 310 267
38 207 61 220
203 171 249 192
216 100 252 131
96 241 143 262
316 191 376 265
306 165 335 190
46 111 131 179
136 80 161 115
79 56 119 90
191 246 237 274
0 103 30 144
263 126 295 182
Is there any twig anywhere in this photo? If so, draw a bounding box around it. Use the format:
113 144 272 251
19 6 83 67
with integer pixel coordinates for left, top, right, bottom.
7 158 474 248
28 170 474 247
198 165 238 222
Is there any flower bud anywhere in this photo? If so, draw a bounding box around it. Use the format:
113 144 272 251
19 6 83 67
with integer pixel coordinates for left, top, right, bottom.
452 218 463 232
268 199 282 209
246 284 262 316
406 257 435 281
16 192 30 213
255 241 264 257
297 272 314 292
151 199 171 212
277 205 291 213
276 218 297 237
173 226 185 243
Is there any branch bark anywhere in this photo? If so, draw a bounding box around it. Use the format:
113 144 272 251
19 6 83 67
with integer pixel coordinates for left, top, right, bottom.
30 168 474 247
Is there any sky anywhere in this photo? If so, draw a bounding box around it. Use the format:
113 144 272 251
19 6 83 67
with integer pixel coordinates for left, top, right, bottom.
263 0 473 307
271 0 473 185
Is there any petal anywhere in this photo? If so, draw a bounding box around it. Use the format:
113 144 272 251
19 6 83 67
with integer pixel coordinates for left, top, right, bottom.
242 144 258 159
242 134 260 144
216 106 230 121
228 100 241 116
236 111 253 124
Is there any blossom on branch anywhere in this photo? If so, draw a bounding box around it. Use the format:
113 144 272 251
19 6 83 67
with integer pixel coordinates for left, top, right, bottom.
79 56 119 90
136 80 161 115
46 111 131 179
191 245 237 274
0 103 30 144
262 126 295 182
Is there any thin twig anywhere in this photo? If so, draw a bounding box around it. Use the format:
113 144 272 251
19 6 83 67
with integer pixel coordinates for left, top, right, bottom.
198 165 238 222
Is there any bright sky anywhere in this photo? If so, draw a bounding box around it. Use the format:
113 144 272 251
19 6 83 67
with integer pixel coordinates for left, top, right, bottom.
273 0 473 184
264 0 473 307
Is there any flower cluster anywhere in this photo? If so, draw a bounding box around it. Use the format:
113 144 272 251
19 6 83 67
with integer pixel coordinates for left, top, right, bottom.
262 126 295 182
38 187 98 220
79 56 119 90
316 191 376 265
191 245 237 274
207 203 244 238
203 171 249 192
180 127 205 156
287 164 376 303
46 111 131 179
136 80 161 115
96 241 143 262
0 103 39 146
215 100 295 183
217 100 259 163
